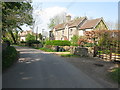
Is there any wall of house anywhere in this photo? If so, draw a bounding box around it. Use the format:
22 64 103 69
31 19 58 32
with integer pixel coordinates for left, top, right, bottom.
69 27 79 41
64 25 69 40
79 30 84 36
55 30 63 40
94 20 108 30
20 37 26 41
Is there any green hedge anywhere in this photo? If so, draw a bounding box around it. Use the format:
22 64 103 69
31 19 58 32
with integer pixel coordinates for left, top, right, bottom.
26 40 41 46
2 46 18 70
45 40 71 46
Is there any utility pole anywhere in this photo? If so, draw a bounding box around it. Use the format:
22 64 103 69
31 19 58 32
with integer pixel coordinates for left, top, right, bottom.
42 29 44 46
36 26 38 40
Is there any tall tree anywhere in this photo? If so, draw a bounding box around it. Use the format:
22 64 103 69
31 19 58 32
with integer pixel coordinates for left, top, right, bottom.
2 1 33 44
48 12 66 29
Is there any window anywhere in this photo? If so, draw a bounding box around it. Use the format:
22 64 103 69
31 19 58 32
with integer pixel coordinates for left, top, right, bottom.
62 30 64 34
69 29 72 35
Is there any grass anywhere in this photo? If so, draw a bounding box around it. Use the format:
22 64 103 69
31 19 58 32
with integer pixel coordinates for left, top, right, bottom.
60 54 80 57
39 47 56 52
109 68 120 84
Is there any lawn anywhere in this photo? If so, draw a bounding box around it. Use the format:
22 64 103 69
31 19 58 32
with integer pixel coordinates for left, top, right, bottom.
39 47 56 52
60 54 80 57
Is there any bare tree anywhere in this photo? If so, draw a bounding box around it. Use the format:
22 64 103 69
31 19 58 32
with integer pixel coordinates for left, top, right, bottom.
48 12 66 29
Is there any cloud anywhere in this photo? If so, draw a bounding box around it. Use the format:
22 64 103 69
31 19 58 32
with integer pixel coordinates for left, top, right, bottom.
33 6 67 33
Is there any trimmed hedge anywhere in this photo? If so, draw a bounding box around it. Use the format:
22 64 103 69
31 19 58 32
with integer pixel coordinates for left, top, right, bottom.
26 40 41 46
45 40 71 46
2 46 18 70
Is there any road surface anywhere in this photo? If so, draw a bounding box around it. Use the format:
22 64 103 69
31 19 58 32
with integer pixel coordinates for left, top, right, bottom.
3 46 105 88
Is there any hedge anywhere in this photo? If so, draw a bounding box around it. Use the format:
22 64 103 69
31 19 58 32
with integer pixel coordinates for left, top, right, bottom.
45 40 71 46
2 46 18 70
26 40 41 46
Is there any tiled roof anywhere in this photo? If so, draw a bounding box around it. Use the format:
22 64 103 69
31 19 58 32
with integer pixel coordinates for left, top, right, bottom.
54 23 65 30
79 18 102 30
68 17 86 28
54 17 86 30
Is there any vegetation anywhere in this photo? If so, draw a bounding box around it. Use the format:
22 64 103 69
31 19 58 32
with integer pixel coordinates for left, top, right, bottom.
71 35 79 46
45 40 71 46
39 47 56 52
60 54 80 57
2 46 18 70
2 2 33 44
26 33 35 41
48 13 66 29
109 68 120 83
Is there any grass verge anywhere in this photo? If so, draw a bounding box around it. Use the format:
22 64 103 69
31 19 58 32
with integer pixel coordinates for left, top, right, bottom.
60 54 80 57
39 47 56 52
109 68 120 84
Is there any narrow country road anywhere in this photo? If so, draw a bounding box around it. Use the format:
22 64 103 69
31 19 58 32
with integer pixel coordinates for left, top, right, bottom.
3 46 104 88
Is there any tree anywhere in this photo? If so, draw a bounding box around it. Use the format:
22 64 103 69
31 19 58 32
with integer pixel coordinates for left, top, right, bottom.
38 33 43 41
26 33 35 41
74 16 80 20
71 35 79 46
2 1 33 44
48 12 66 29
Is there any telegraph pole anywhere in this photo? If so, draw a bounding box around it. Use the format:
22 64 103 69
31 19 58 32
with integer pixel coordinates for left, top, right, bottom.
36 26 38 40
42 29 44 45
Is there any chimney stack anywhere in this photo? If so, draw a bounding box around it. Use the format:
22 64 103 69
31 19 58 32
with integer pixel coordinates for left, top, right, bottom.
66 15 71 22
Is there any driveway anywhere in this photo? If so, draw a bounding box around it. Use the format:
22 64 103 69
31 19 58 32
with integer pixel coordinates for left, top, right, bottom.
3 46 105 88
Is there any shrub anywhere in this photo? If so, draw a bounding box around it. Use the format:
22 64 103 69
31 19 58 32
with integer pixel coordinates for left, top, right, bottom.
26 33 35 41
20 41 26 43
26 40 41 46
45 40 71 46
71 35 79 46
84 43 94 47
2 37 11 46
2 46 18 70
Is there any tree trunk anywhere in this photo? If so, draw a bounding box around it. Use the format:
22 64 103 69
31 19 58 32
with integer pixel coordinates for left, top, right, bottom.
9 30 17 44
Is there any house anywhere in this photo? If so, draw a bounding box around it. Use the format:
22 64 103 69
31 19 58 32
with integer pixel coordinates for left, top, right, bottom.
49 15 108 41
19 30 39 41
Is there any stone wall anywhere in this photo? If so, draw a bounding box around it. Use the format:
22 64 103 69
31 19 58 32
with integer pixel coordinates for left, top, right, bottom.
32 44 42 48
70 46 88 57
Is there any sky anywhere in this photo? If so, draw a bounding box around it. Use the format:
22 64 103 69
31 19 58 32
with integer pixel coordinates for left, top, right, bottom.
21 0 118 36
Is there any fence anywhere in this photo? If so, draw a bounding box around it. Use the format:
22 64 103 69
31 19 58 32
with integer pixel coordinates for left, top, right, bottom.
95 45 120 61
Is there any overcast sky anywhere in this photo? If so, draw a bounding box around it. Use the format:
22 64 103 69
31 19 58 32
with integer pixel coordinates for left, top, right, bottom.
21 0 119 35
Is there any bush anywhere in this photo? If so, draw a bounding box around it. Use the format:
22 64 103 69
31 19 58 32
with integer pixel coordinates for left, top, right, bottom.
26 40 41 46
45 40 71 46
2 38 11 46
26 33 35 41
20 41 26 43
84 43 94 47
71 35 79 46
2 46 18 70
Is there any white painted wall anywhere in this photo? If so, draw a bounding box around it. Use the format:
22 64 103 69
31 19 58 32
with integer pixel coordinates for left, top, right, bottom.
85 29 93 31
79 30 84 36
20 37 26 41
